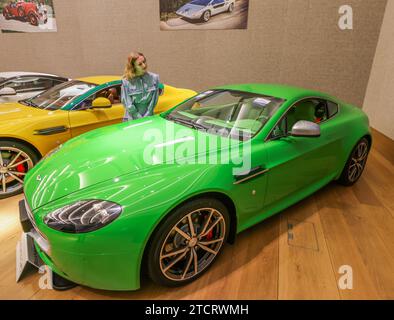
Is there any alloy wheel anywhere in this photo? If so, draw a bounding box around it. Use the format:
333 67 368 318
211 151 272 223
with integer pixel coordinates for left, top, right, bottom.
348 141 368 182
0 147 33 196
29 14 38 26
159 208 226 282
203 11 211 22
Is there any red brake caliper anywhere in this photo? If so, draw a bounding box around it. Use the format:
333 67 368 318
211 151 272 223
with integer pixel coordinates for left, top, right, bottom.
206 229 214 241
15 157 26 174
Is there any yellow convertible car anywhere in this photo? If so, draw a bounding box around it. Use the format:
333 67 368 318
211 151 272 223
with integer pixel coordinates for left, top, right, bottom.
0 76 196 199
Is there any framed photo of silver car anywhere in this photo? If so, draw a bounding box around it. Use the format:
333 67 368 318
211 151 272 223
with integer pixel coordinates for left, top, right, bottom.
0 0 57 33
160 0 249 30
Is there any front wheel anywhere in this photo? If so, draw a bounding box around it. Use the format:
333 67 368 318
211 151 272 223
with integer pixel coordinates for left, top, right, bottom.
201 10 211 22
3 9 11 20
0 141 39 199
228 3 234 12
147 198 229 287
338 137 370 186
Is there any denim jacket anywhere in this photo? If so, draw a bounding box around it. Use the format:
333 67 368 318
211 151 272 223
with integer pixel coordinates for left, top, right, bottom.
121 72 160 121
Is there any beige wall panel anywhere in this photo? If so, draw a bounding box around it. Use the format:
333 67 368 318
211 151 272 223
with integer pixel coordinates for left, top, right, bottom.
0 0 387 106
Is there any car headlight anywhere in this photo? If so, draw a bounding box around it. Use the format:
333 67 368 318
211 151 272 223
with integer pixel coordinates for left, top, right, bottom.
43 200 122 233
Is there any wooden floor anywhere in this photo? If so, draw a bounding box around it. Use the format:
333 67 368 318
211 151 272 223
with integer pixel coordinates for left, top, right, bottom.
0 129 393 300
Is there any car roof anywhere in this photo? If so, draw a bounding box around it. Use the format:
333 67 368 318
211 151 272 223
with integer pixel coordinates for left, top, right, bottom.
0 71 64 79
76 75 121 85
215 83 334 101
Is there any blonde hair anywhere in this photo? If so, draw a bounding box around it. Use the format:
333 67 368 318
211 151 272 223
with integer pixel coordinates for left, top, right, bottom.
123 52 147 81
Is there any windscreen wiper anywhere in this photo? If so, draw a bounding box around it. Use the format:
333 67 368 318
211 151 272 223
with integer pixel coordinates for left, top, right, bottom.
167 115 207 131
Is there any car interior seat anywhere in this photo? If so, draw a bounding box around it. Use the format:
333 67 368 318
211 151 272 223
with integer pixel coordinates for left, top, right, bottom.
287 101 316 131
314 101 327 123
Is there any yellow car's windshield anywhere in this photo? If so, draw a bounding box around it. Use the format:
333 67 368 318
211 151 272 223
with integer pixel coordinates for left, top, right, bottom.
165 90 285 141
20 80 96 111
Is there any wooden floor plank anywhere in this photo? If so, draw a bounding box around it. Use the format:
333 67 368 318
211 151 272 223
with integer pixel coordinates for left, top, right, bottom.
314 185 381 299
278 196 340 300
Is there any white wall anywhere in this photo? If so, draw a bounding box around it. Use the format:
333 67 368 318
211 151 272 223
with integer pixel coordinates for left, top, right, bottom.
363 0 394 140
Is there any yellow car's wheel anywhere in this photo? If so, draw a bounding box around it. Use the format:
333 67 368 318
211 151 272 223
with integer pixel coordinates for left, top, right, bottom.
0 141 39 199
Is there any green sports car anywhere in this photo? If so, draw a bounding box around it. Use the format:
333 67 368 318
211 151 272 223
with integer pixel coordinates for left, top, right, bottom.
19 84 371 291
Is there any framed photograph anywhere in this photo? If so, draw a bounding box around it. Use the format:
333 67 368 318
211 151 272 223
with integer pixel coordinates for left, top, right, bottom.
160 0 249 31
0 0 57 33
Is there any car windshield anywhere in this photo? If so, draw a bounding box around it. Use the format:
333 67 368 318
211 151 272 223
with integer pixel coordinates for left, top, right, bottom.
190 0 211 6
20 80 96 110
165 90 285 141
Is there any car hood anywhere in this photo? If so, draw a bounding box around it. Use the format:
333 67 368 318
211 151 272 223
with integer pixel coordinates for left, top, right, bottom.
24 116 241 210
0 102 52 125
177 4 205 14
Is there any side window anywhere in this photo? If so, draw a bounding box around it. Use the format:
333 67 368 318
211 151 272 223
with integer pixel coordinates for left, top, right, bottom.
327 101 339 118
3 77 37 92
31 77 57 91
270 98 333 140
2 76 56 93
75 86 121 110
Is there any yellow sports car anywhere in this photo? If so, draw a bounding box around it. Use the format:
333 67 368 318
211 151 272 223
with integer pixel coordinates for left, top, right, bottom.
0 76 196 199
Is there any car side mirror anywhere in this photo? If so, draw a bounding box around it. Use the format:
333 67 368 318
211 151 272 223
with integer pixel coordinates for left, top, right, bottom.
0 87 17 96
291 120 321 138
91 97 112 109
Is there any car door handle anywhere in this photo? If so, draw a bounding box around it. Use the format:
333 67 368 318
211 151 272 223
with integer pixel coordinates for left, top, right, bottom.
233 166 270 185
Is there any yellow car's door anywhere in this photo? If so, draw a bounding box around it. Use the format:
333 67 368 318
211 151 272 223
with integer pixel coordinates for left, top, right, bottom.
68 84 196 138
68 85 124 138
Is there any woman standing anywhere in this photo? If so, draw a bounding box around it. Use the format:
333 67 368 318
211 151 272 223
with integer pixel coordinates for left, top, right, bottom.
121 52 162 121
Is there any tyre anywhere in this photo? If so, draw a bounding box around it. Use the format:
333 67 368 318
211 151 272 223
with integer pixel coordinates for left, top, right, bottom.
29 13 38 26
147 198 229 287
201 10 211 22
337 137 370 186
228 3 234 13
0 141 39 199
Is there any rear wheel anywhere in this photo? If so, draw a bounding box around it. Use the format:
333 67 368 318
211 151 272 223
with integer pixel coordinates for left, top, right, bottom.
147 198 229 287
0 141 39 199
338 138 370 186
201 10 211 22
29 13 38 26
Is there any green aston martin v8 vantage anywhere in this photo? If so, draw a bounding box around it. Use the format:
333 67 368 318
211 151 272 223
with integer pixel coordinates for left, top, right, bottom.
19 84 371 291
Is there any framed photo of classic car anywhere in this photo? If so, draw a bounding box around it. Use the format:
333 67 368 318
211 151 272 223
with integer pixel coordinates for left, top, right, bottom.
160 0 249 30
0 0 57 33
